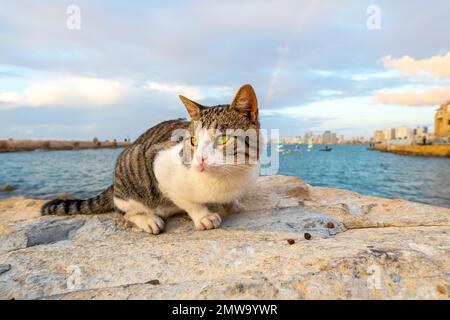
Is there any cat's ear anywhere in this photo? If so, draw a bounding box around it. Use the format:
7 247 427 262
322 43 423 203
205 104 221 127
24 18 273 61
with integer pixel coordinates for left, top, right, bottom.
179 95 204 121
229 84 258 122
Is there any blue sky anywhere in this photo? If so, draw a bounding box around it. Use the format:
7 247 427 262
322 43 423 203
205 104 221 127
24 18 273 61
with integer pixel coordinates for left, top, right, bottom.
1 0 450 140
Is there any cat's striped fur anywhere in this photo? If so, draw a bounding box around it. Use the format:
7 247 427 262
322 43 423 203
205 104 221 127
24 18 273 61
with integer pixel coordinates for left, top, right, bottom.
41 84 260 234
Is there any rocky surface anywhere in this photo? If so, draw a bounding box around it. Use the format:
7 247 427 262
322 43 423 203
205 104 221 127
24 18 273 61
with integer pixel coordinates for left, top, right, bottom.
0 185 16 192
0 175 448 300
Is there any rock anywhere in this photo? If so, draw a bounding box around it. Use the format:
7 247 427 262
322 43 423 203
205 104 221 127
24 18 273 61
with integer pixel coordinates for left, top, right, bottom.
25 219 86 247
0 185 16 192
0 175 448 300
0 264 11 275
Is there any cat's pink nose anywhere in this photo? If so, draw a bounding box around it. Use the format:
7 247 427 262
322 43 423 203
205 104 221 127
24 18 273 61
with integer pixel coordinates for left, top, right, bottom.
197 155 207 167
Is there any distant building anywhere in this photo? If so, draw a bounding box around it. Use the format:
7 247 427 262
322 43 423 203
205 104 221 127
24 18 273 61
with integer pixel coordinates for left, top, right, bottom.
373 130 385 143
322 131 338 144
331 133 338 144
435 102 450 139
304 131 313 142
383 128 396 140
395 126 413 140
313 135 322 144
322 131 331 144
413 126 428 137
293 135 303 144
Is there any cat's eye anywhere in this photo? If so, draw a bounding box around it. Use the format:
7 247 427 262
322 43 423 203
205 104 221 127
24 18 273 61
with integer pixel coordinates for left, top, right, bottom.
190 136 198 146
216 135 229 145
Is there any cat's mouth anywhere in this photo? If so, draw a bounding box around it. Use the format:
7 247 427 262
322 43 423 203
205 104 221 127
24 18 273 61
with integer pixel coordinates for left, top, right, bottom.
195 164 219 173
194 163 250 175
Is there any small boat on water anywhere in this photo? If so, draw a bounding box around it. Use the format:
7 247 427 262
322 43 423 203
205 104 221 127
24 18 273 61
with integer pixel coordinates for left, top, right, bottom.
320 145 332 152
307 139 313 152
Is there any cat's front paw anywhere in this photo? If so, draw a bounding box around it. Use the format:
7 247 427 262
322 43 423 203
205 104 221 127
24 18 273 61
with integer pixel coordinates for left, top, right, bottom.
195 213 222 231
129 214 165 235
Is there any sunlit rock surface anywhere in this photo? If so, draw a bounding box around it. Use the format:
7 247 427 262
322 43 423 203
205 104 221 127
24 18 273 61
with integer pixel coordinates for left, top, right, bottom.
0 176 448 299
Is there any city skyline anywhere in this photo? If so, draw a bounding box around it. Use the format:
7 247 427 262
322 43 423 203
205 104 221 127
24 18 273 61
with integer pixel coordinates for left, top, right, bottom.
272 130 368 145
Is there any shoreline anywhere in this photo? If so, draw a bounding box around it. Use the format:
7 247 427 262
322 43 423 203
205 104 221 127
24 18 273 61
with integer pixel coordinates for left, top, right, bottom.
0 139 132 154
369 144 450 158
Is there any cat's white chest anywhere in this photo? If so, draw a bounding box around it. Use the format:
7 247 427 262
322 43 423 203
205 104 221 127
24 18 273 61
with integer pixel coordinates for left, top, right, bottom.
154 143 258 204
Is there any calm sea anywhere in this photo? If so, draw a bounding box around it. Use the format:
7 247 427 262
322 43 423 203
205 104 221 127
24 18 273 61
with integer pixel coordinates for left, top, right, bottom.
0 145 449 208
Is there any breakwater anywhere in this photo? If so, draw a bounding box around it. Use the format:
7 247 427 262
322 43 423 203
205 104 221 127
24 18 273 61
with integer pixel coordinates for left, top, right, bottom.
369 144 450 158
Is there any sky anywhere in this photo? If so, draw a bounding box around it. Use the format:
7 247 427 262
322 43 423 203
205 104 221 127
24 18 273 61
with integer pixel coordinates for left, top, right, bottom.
0 0 450 140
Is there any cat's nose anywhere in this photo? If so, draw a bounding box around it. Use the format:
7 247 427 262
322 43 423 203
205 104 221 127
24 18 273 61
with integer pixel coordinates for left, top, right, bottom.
196 154 207 166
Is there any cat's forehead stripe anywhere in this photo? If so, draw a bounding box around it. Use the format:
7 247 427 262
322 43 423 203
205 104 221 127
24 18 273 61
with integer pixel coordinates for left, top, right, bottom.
197 105 257 130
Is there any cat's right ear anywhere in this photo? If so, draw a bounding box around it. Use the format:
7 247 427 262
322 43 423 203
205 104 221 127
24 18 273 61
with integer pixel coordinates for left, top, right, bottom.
179 95 204 121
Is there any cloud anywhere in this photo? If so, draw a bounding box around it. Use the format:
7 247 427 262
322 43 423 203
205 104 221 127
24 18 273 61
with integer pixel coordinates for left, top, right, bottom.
373 87 450 106
318 90 343 96
0 77 126 108
311 69 398 81
143 82 204 100
143 81 233 101
382 52 450 79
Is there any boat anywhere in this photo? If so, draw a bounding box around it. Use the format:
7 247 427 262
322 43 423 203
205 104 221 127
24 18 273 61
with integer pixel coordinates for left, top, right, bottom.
320 145 332 152
307 139 313 152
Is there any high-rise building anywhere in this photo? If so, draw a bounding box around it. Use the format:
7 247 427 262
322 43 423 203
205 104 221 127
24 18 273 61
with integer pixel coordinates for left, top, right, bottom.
435 102 450 138
304 131 313 142
331 133 338 144
313 135 322 144
383 128 396 140
322 131 332 144
373 130 385 143
395 126 413 140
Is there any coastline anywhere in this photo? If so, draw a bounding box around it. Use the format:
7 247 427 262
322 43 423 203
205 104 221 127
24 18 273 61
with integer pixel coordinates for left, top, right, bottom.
369 144 450 158
0 139 132 153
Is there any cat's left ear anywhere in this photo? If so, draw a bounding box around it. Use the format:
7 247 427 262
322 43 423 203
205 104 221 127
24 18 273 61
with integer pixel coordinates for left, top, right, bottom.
229 84 258 122
179 95 205 121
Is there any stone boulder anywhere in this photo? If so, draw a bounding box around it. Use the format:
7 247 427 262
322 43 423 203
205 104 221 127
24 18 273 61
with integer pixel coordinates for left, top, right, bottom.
0 176 448 299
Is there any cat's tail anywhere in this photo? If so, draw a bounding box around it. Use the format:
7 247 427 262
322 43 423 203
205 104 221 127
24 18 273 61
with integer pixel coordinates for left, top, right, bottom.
41 185 114 215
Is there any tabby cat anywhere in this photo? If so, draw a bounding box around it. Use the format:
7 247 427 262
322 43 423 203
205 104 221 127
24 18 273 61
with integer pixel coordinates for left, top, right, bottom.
41 84 261 234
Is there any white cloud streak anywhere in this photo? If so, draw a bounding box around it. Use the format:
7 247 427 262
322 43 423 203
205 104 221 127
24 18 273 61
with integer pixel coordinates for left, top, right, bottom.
143 81 233 101
0 77 126 108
